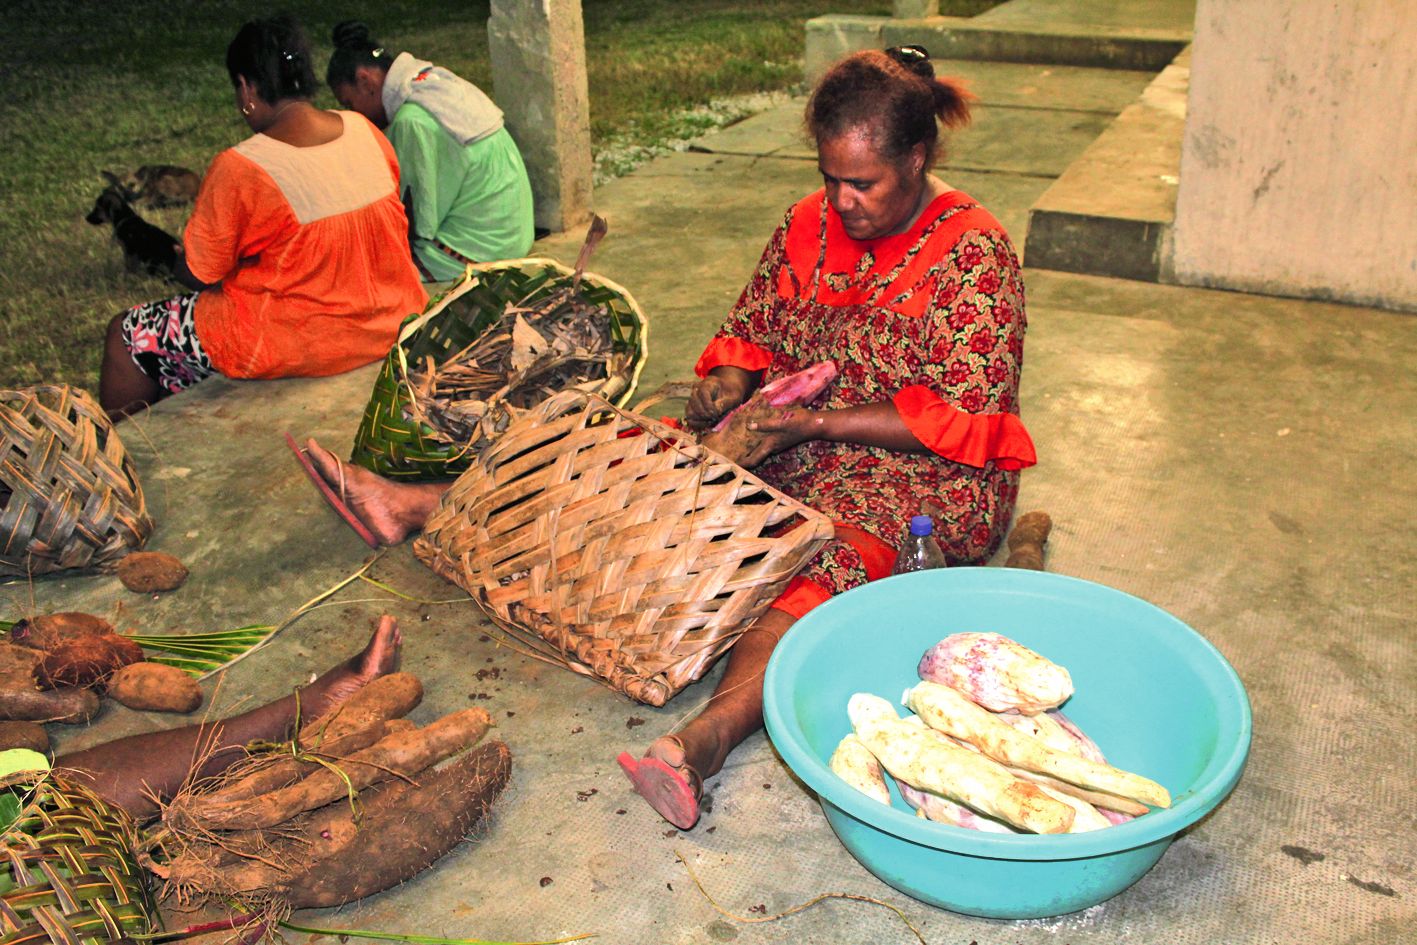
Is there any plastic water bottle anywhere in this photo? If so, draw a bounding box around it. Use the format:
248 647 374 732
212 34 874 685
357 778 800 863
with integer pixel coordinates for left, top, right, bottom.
892 514 948 574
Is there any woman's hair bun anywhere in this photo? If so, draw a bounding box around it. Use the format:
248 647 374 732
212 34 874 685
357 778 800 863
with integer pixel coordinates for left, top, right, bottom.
332 20 376 50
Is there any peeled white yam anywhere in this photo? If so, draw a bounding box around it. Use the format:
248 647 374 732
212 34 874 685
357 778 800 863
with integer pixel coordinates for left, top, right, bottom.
849 697 1074 834
903 681 1171 809
1034 783 1112 832
917 632 1073 713
896 777 1017 833
830 733 891 805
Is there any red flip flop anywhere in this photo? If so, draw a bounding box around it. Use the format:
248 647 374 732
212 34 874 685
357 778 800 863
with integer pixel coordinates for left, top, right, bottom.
284 432 380 549
617 750 702 830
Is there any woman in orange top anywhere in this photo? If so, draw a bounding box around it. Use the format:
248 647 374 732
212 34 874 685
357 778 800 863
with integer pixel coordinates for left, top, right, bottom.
98 16 427 420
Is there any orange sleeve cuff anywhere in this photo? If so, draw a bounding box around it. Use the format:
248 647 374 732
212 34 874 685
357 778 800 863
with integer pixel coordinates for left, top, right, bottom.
694 336 774 378
770 575 832 619
894 385 1037 470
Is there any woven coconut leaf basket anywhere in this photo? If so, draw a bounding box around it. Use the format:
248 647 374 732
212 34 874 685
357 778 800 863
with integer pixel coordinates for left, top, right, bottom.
0 386 152 578
0 773 156 945
414 389 835 706
350 256 648 481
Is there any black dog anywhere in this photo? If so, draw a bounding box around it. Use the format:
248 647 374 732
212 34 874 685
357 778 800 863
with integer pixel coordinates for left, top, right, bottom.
85 186 180 278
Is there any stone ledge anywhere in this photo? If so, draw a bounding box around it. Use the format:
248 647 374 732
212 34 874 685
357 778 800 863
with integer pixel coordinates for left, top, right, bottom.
1022 47 1189 282
807 14 1189 82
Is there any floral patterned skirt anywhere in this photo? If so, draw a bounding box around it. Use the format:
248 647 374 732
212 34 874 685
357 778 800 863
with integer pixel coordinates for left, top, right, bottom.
120 293 216 394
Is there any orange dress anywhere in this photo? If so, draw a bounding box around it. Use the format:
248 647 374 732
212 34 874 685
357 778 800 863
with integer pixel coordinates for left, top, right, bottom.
184 111 427 378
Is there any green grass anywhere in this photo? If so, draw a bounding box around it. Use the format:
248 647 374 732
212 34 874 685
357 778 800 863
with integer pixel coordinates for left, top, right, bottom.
0 1 995 393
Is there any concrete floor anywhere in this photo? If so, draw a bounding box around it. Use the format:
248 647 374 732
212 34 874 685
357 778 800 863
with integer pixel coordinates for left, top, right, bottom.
12 3 1415 943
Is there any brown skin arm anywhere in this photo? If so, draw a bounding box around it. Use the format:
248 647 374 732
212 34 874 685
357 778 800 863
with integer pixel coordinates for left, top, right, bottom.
739 401 929 467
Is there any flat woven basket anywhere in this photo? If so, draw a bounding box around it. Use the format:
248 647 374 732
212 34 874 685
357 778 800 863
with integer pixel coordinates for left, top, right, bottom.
0 773 156 945
350 257 648 481
0 386 152 577
413 389 835 706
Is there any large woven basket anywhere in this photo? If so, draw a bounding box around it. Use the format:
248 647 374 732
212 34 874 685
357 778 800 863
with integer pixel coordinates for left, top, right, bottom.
350 257 648 481
0 387 152 577
0 773 156 945
413 389 835 706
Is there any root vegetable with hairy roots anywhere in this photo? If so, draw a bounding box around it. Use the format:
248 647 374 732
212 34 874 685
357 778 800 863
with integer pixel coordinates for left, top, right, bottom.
146 738 513 910
169 706 492 831
189 672 425 807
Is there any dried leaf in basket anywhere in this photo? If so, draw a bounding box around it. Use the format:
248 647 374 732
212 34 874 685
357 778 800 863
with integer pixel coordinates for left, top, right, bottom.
405 282 621 449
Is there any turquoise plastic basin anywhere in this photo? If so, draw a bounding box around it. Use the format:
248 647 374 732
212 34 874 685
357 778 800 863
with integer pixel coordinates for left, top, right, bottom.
762 568 1251 919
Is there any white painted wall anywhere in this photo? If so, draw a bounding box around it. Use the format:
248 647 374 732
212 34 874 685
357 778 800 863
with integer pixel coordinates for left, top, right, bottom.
1172 0 1417 312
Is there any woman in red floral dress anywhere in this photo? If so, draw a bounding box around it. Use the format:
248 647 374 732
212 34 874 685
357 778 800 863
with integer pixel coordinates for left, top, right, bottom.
618 46 1037 829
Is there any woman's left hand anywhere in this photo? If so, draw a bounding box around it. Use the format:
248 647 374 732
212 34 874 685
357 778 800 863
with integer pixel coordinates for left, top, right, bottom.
741 407 825 466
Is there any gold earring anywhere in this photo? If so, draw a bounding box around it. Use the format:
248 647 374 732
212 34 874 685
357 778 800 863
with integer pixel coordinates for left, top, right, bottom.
242 100 255 117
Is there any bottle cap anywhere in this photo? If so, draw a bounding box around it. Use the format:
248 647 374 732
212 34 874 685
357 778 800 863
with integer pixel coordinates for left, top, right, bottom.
909 514 933 537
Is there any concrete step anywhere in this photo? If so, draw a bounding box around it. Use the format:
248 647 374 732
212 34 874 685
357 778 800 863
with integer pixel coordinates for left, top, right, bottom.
806 3 1192 81
1022 47 1188 281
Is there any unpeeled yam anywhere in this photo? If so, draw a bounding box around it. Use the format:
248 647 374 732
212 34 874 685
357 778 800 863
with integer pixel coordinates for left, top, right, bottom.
0 720 50 752
117 551 189 592
107 662 203 713
150 739 513 910
0 643 100 723
193 672 426 806
32 634 145 690
174 706 493 831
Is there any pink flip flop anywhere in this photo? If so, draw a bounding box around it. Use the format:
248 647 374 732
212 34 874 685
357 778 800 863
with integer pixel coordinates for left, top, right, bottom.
617 749 702 830
284 432 380 549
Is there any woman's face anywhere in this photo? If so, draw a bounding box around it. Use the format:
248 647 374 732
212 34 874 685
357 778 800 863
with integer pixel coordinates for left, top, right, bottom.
332 67 388 127
817 129 925 241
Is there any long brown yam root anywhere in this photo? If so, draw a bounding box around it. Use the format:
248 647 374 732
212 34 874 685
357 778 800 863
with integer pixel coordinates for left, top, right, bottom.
1005 510 1052 570
151 740 513 909
193 672 424 805
172 706 492 831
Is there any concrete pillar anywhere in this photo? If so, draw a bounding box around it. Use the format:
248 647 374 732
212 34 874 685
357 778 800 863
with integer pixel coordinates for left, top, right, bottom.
894 1 939 18
488 0 593 234
1172 0 1417 311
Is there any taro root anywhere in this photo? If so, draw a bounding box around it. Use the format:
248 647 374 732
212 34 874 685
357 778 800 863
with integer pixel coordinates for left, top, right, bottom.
107 661 203 713
10 612 114 651
117 551 189 593
0 644 100 723
33 634 145 691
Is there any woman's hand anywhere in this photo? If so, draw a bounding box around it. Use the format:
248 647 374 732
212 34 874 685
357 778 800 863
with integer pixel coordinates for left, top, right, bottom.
685 367 759 431
739 406 826 467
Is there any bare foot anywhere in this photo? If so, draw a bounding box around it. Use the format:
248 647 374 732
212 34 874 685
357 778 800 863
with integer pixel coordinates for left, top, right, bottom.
648 723 732 784
297 615 402 719
302 438 420 545
618 722 735 829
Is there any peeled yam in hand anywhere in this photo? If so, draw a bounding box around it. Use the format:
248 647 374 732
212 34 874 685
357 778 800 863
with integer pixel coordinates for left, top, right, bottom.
32 634 144 690
107 662 203 713
917 632 1073 713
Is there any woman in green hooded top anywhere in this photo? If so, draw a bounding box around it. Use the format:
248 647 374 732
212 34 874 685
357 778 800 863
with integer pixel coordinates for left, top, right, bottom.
327 21 535 282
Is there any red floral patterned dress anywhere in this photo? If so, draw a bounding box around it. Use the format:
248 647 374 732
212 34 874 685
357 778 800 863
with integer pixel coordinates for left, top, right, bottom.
695 188 1036 616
